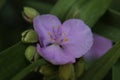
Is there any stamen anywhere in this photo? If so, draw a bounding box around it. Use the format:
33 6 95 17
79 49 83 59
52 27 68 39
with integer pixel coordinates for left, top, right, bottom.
58 25 60 28
63 38 68 42
52 26 54 29
47 32 54 41
47 32 51 35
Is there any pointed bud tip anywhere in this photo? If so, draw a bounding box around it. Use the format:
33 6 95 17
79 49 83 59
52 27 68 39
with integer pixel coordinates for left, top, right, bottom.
23 6 40 22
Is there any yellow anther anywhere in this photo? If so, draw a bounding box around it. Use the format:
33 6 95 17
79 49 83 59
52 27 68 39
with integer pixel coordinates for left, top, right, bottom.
58 25 60 28
47 32 51 35
52 26 54 29
63 38 68 42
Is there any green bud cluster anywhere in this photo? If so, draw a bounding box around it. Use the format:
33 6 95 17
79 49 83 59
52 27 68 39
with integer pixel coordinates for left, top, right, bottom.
21 29 40 63
38 58 85 80
21 6 41 72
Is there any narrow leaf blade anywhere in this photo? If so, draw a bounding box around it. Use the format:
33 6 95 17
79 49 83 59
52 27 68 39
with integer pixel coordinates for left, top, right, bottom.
11 59 46 80
112 60 120 80
0 42 28 80
93 21 120 42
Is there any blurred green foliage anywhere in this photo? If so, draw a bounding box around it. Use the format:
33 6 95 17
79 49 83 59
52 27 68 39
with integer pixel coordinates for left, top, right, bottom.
0 0 120 80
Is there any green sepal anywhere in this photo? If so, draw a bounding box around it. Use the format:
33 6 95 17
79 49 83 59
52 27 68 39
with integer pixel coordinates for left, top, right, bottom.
21 29 38 43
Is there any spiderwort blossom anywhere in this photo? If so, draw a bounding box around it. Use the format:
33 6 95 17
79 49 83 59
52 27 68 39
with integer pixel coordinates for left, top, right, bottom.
84 34 112 61
33 14 93 65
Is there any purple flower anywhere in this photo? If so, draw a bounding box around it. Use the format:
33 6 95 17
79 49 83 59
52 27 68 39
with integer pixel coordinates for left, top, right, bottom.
84 34 112 61
33 14 93 65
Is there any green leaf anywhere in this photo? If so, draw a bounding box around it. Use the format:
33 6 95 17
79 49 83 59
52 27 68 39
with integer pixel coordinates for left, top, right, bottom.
51 0 112 27
67 0 112 27
50 0 77 21
109 1 120 79
93 21 120 42
112 60 120 80
110 0 120 12
24 0 53 14
93 6 120 42
93 0 120 42
100 9 120 28
11 59 46 80
81 42 120 80
0 42 28 80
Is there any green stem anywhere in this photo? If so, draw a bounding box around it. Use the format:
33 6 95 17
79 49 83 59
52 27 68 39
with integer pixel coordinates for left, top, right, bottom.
11 59 46 80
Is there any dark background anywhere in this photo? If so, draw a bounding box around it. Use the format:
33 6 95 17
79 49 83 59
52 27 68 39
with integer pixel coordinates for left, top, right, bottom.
0 0 56 52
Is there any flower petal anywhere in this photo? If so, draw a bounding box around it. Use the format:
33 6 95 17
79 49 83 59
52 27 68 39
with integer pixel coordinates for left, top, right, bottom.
61 19 93 58
37 44 75 65
33 14 61 46
84 34 112 61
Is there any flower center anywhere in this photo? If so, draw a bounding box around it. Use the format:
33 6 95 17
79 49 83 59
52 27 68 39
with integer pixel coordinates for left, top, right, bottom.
47 26 68 47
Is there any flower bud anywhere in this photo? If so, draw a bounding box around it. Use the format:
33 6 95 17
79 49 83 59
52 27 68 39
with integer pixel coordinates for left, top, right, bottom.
23 7 39 22
25 46 39 62
40 63 57 77
59 64 75 80
21 29 38 43
75 58 85 78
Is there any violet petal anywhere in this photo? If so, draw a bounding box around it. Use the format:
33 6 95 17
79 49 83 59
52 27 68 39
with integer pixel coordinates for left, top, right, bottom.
37 44 75 65
33 14 61 46
84 34 112 61
61 19 93 58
